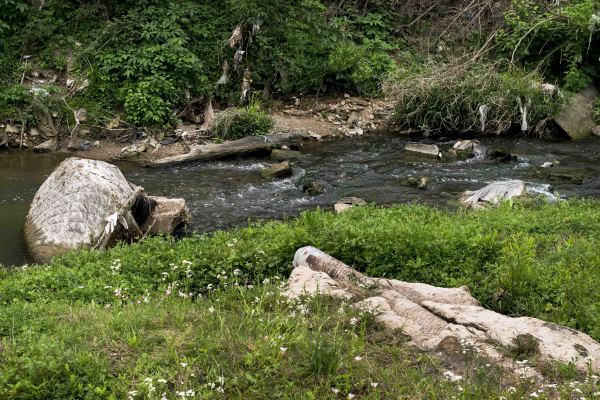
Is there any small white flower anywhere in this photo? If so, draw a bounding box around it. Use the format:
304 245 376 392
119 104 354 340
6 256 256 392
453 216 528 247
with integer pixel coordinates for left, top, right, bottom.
280 347 288 353
218 375 225 385
354 356 362 361
348 394 355 399
530 392 539 398
180 362 188 368
331 388 340 394
350 317 358 326
370 382 379 388
507 386 517 393
234 269 242 276
208 306 215 314
157 379 167 384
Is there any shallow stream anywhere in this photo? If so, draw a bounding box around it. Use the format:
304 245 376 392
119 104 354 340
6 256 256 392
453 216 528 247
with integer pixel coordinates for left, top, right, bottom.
2 133 600 266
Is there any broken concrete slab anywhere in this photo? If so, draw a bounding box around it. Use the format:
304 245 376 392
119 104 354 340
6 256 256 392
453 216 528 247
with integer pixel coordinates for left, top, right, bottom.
404 143 440 157
554 85 599 139
285 246 600 373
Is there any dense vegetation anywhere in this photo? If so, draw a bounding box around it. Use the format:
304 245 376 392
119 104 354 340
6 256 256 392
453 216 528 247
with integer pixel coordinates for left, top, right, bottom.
1 0 597 134
3 200 600 398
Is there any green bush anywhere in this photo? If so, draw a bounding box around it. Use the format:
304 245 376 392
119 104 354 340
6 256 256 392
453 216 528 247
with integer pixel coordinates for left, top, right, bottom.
497 0 600 91
387 62 565 135
212 99 274 140
327 42 396 96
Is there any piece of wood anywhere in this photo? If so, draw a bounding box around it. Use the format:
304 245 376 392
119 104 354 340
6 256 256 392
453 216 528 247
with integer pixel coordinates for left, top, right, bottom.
150 131 308 167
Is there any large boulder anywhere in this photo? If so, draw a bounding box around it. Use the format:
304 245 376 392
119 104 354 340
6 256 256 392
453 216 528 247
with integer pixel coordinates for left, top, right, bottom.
554 85 599 139
24 158 191 262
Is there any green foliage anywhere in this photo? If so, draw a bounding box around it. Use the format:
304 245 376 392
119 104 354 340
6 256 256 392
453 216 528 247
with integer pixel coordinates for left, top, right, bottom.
92 3 208 126
212 99 275 140
1 0 402 126
328 43 396 96
387 62 565 135
497 0 600 90
3 200 600 343
2 285 580 399
3 201 600 397
0 84 31 120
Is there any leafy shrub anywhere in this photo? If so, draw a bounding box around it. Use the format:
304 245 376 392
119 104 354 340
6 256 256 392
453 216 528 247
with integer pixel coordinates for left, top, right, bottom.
497 0 600 91
92 3 208 126
328 42 396 96
212 99 274 140
387 62 565 135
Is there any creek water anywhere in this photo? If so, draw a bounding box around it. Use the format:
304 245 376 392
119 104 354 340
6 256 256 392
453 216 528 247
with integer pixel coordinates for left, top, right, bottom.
2 133 600 266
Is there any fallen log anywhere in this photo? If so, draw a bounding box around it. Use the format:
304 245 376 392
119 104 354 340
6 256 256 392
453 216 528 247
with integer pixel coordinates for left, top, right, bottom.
286 246 600 374
150 131 309 167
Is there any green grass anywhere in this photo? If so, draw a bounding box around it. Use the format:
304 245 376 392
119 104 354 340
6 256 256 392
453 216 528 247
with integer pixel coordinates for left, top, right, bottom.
3 200 600 398
212 99 275 140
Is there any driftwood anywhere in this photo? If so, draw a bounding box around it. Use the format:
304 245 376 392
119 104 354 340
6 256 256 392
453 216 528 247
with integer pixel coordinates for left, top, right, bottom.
286 247 600 374
150 131 308 167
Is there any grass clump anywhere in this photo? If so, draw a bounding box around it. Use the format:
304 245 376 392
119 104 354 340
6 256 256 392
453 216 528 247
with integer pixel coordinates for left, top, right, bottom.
212 99 275 140
386 62 565 135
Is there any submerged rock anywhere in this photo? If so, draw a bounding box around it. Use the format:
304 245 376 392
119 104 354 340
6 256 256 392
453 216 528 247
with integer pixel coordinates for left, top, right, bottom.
404 143 441 158
261 161 293 179
400 176 429 190
270 149 301 161
285 246 600 373
302 180 330 196
487 149 517 163
461 180 526 209
24 158 191 262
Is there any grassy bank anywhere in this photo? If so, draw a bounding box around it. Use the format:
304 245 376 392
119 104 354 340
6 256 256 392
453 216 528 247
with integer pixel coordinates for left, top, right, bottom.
3 200 600 398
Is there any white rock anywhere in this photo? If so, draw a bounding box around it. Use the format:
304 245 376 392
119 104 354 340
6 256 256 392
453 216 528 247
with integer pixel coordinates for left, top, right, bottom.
461 180 526 209
405 143 440 157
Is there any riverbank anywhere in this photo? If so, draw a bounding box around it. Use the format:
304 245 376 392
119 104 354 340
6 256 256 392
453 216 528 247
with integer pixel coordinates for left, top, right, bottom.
2 200 600 398
0 94 394 163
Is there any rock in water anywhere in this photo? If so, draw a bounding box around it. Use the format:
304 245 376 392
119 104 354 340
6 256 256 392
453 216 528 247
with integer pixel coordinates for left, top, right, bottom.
333 197 366 213
461 180 526 209
285 246 600 373
270 149 302 161
302 180 330 196
554 85 599 139
452 139 486 158
261 161 293 179
24 158 191 262
404 143 440 157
